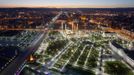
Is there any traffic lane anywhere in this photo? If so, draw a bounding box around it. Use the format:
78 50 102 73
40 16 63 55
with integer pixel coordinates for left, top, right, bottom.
0 33 45 75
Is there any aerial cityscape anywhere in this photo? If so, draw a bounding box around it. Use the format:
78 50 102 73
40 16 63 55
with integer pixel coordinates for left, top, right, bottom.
0 0 134 75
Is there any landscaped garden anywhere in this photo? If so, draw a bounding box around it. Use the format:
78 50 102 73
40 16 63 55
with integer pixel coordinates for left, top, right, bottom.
104 61 134 75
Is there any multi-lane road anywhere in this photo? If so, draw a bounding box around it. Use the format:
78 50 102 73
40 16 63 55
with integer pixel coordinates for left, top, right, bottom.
0 11 63 75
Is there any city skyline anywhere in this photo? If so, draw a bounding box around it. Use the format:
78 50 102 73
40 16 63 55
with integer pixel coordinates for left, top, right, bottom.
0 0 134 8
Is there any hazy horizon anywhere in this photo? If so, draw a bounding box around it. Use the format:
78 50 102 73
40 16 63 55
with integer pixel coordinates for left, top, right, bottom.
0 0 134 8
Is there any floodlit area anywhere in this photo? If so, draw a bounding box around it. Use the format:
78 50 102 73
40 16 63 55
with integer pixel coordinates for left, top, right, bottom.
21 30 134 75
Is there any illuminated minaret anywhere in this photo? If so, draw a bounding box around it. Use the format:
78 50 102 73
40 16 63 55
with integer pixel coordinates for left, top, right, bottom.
77 23 79 31
61 22 64 30
65 24 67 30
71 22 74 31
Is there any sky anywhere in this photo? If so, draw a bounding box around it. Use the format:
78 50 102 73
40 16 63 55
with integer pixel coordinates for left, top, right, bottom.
0 0 134 8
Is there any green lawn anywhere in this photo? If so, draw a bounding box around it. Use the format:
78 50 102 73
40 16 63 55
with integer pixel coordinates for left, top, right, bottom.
104 61 134 75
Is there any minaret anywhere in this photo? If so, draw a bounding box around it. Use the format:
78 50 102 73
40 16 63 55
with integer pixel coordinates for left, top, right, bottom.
72 22 74 31
65 24 67 30
61 22 64 30
77 23 79 31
